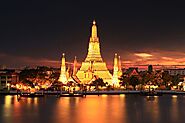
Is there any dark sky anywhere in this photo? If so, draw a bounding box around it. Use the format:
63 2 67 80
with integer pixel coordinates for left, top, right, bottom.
1 0 185 68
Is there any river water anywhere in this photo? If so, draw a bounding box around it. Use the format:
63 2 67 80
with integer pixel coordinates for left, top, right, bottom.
0 95 185 123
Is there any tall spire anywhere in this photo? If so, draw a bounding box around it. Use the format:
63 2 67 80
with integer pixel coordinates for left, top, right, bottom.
73 56 77 76
85 20 102 62
91 20 97 38
118 56 122 76
112 53 119 87
58 53 68 84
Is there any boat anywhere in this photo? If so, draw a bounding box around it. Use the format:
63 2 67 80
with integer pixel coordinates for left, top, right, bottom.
19 92 44 97
140 91 162 96
60 93 84 97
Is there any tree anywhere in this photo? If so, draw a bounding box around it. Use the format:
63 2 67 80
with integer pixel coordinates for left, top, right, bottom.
162 71 172 86
171 74 181 86
90 78 105 91
129 75 140 90
119 74 129 86
92 78 105 87
19 68 38 80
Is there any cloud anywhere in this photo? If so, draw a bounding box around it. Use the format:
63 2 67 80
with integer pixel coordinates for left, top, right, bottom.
134 53 153 58
161 57 173 60
119 50 185 66
1 49 185 69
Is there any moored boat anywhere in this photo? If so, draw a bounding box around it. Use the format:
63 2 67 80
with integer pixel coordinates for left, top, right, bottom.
60 93 84 97
140 91 162 96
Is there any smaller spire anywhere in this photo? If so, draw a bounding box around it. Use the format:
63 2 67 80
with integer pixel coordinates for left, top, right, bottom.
58 53 68 84
118 56 121 69
118 55 122 77
112 53 119 87
73 56 78 76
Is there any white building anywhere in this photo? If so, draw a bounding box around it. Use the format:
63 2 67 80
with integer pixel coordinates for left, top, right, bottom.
167 69 185 76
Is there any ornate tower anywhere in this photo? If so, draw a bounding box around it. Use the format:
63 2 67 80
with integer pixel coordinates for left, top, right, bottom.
118 56 123 77
58 53 68 84
112 53 120 86
73 56 77 76
85 20 103 62
76 20 112 84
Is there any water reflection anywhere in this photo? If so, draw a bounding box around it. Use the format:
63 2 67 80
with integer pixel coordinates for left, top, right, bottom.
0 95 185 123
145 96 160 123
52 95 127 123
0 96 43 123
171 95 178 123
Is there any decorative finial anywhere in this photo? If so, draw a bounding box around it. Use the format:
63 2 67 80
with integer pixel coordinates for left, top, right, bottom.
115 53 118 56
62 53 65 57
93 20 96 25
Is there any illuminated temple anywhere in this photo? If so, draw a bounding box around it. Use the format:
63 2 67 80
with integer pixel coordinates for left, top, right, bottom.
58 53 68 84
112 53 119 86
76 20 113 84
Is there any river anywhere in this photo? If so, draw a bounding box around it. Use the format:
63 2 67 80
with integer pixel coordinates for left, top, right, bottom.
0 95 185 123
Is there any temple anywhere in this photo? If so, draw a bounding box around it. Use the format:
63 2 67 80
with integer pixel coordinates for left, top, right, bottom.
112 53 120 86
76 20 113 84
58 53 68 84
118 55 122 77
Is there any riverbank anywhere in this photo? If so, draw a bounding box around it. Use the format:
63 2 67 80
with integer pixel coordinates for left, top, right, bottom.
1 90 185 95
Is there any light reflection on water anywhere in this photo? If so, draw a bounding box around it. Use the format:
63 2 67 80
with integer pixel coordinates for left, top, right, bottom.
0 95 185 123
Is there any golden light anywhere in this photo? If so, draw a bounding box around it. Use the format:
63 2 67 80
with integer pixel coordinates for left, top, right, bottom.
23 86 27 90
30 88 36 93
102 94 108 97
7 83 10 87
120 94 126 97
172 95 177 98
145 85 158 90
120 86 126 89
93 20 96 25
35 86 40 90
16 84 22 90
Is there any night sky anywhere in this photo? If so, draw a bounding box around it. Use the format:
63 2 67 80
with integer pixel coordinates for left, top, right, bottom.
1 0 185 68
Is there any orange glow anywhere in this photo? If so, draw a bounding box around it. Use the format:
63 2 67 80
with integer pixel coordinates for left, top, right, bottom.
117 50 185 69
135 53 153 58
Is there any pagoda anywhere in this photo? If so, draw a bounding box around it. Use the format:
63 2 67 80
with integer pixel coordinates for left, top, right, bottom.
112 53 120 87
58 53 68 84
76 20 112 84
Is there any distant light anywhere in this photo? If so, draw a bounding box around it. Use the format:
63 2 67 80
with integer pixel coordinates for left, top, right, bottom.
120 94 125 97
172 95 177 98
102 94 107 97
93 20 96 25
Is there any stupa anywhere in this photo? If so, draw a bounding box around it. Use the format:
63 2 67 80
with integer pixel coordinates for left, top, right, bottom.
76 20 112 84
112 53 120 86
58 53 68 84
